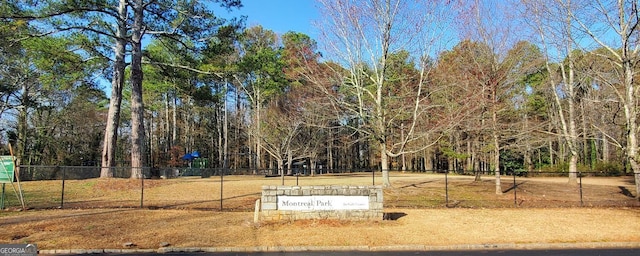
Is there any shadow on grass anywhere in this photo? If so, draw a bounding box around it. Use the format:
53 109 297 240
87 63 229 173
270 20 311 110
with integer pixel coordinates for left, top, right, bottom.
502 181 528 193
399 180 436 189
619 186 635 198
383 212 407 220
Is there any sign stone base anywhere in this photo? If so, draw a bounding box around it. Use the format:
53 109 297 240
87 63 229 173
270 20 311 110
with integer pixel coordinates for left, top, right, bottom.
257 185 383 222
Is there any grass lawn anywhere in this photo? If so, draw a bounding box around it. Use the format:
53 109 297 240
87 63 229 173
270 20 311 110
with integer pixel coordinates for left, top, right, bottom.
1 172 639 250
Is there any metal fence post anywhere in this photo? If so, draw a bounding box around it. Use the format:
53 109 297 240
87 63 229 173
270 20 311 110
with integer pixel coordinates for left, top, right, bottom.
140 168 144 208
220 168 224 211
445 171 449 206
60 166 65 209
579 171 583 207
1 183 5 210
373 167 376 185
513 173 517 207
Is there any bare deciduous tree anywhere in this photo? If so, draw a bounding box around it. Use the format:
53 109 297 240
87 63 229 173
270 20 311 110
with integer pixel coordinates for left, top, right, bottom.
557 0 640 197
316 0 464 187
456 1 547 194
527 0 584 184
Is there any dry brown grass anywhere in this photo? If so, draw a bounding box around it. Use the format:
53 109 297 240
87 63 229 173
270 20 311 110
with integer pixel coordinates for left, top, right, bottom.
1 173 639 250
2 208 639 249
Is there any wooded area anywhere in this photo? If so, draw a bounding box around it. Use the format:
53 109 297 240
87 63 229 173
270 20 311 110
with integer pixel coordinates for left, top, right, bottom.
0 0 638 197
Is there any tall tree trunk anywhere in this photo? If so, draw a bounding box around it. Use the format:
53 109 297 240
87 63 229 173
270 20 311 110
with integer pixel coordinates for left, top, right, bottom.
328 128 334 173
375 56 391 186
623 57 640 199
287 148 293 175
601 132 608 162
255 91 262 173
218 85 224 168
566 59 579 185
425 148 433 172
223 82 229 170
401 123 406 172
235 87 242 171
16 83 28 172
172 86 177 146
101 0 127 178
524 114 533 172
148 114 153 168
581 101 588 166
164 93 170 153
466 140 473 174
493 132 501 195
548 123 554 166
278 156 285 185
380 142 390 187
533 0 579 184
130 0 146 178
474 138 482 181
492 84 502 194
562 8 579 184
617 5 640 199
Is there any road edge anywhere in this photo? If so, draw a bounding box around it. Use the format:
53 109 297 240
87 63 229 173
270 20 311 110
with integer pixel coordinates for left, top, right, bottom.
38 241 640 254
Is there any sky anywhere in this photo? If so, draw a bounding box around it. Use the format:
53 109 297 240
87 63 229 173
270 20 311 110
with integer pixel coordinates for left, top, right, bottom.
218 0 320 38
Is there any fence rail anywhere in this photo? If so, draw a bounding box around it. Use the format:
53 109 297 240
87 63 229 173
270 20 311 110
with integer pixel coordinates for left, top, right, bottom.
0 166 638 211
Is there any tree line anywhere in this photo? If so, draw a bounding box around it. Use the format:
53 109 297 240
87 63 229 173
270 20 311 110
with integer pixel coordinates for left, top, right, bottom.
1 0 638 197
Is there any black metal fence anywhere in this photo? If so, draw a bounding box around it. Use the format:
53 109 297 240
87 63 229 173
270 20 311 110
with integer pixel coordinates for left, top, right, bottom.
17 165 146 180
1 166 638 211
388 171 640 208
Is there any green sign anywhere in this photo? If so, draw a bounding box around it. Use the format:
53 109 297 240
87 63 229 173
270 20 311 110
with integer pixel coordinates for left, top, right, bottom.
0 156 15 183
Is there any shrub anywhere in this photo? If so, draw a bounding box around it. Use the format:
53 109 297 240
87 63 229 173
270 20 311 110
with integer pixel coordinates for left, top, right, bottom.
593 162 624 176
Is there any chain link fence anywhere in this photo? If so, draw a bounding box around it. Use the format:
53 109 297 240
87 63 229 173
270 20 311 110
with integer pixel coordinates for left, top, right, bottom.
386 171 640 208
1 166 638 211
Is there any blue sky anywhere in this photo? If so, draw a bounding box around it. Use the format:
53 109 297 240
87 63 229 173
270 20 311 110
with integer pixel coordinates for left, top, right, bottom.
219 0 320 38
